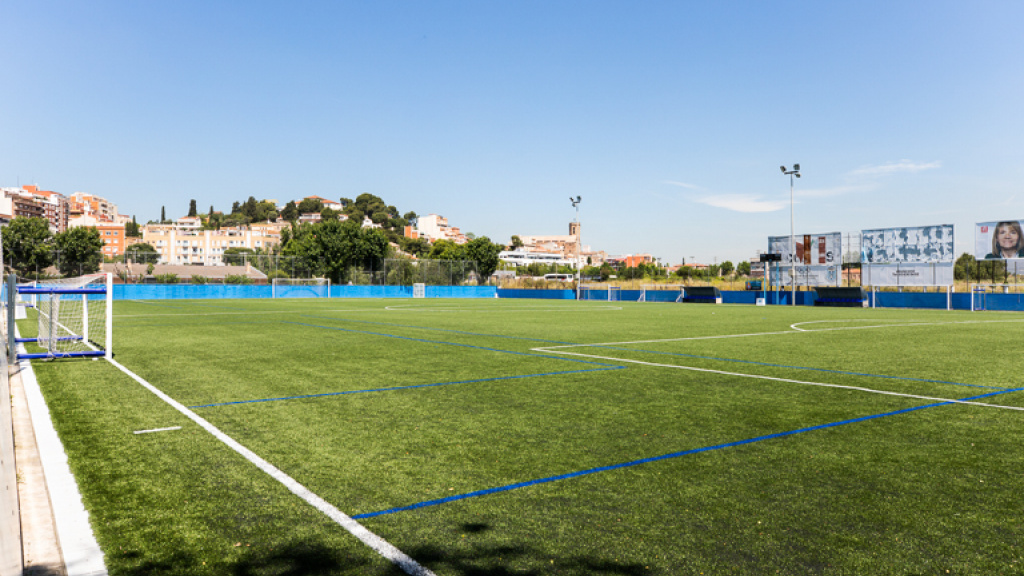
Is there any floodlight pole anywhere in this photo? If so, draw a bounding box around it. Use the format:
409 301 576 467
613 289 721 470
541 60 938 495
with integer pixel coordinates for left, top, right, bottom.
781 164 801 306
570 195 582 300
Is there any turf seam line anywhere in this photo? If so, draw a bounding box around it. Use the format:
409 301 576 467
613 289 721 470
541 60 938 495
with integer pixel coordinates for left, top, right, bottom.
189 367 624 409
352 387 1023 520
282 320 623 367
104 356 436 576
534 348 1024 410
298 314 578 345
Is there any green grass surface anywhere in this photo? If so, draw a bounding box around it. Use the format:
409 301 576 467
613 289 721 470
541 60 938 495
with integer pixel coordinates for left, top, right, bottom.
21 298 1024 575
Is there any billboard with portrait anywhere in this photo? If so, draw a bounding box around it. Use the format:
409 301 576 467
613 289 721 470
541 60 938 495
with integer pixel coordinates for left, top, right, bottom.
976 220 1024 261
861 225 954 263
768 232 841 266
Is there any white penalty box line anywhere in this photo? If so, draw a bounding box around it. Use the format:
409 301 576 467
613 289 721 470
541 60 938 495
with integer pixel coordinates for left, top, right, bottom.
534 320 1024 412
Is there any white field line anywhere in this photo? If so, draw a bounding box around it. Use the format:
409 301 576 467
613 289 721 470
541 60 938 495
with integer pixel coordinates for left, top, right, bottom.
532 346 1024 411
132 426 182 435
541 317 1024 350
104 357 436 576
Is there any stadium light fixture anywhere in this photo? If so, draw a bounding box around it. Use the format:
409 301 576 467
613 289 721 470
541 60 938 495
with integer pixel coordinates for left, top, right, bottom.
570 196 582 300
781 164 801 306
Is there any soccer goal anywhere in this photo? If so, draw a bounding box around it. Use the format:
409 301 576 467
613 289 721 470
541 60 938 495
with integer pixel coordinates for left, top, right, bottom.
413 283 426 298
272 277 330 299
579 284 620 301
970 284 1024 312
639 284 685 303
8 273 112 360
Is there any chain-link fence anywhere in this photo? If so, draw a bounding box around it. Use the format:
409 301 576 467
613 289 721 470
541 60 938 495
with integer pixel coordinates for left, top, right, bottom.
103 253 484 286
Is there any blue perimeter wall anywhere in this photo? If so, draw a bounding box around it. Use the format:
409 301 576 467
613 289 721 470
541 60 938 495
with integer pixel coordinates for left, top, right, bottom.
113 285 498 300
111 285 1024 311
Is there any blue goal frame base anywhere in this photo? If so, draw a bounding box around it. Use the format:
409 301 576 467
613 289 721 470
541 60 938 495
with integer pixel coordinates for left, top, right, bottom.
18 350 106 360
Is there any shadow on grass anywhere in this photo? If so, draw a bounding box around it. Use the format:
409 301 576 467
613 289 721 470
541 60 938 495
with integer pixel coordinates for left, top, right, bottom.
111 523 649 575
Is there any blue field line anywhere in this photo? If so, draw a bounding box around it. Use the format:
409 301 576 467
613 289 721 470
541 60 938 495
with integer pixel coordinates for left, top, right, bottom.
590 345 1003 390
281 321 622 368
188 367 623 409
299 314 578 346
351 387 1024 520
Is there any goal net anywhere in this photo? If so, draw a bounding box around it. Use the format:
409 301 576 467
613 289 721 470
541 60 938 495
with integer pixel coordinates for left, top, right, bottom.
579 284 620 301
17 273 112 360
272 278 331 298
639 284 685 303
970 283 1024 311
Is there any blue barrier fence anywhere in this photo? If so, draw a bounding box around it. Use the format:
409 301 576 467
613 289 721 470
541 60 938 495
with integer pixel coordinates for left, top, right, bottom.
107 284 1024 311
113 285 497 300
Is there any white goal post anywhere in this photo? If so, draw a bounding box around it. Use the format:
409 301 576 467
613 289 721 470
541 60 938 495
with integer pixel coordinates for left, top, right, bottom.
969 283 1024 312
272 277 331 298
10 273 113 360
639 284 685 303
579 284 620 301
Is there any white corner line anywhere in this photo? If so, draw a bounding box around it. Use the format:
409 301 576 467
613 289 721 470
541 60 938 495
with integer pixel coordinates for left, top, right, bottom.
104 356 436 576
17 343 108 576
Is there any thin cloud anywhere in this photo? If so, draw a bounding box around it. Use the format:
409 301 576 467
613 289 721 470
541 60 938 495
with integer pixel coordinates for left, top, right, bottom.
847 160 941 178
663 180 702 190
695 194 788 213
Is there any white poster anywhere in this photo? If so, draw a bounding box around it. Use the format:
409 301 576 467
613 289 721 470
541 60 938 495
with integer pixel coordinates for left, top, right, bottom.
975 220 1024 261
862 262 955 287
861 225 954 263
768 232 841 266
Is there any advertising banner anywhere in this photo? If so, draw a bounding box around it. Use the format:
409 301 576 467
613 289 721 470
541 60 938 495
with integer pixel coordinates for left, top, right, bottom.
862 262 955 287
861 225 954 263
975 220 1024 261
767 264 841 287
768 232 841 266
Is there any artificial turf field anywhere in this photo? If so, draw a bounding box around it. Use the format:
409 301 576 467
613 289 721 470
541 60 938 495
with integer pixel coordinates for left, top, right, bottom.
20 297 1024 575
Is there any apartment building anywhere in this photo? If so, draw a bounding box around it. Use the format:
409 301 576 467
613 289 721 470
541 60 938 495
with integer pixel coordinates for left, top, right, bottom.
0 185 70 232
140 223 282 265
69 192 120 223
416 214 468 244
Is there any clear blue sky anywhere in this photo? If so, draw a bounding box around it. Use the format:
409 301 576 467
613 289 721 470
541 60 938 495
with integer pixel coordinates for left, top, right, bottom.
3 1 1023 265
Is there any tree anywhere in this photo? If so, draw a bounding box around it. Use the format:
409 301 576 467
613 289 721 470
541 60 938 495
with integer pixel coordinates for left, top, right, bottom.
54 226 104 276
125 242 160 264
281 220 390 283
297 198 322 214
427 239 464 261
464 236 503 280
398 236 431 257
2 217 54 276
720 260 735 276
223 247 256 266
161 206 166 223
737 261 751 276
403 211 418 226
188 199 197 217
126 216 141 237
509 235 524 249
243 196 259 220
281 201 299 222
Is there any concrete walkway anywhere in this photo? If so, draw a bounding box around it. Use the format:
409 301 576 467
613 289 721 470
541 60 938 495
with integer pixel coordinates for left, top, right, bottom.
11 363 66 576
